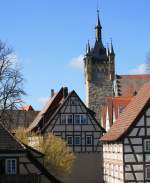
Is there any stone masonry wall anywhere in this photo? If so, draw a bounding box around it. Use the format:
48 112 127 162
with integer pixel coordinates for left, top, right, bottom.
87 79 113 124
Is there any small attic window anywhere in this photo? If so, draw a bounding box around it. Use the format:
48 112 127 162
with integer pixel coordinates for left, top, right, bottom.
70 98 78 105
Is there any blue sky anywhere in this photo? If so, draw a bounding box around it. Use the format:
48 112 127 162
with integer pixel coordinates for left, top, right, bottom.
0 0 150 109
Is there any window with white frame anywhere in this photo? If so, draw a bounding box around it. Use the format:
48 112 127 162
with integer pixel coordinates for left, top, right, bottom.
61 114 73 124
74 114 87 125
74 114 80 124
67 136 73 145
145 139 150 152
74 136 81 145
86 136 93 145
5 159 17 174
146 166 150 180
61 114 66 124
111 164 114 176
81 115 88 124
67 114 73 124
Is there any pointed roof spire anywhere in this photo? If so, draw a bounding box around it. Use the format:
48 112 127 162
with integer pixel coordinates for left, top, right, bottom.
106 43 110 56
85 44 88 54
95 9 102 42
87 40 91 53
110 39 115 55
96 10 101 28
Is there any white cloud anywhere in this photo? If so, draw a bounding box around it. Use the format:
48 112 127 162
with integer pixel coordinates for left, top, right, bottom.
129 63 150 74
38 97 49 106
69 54 84 70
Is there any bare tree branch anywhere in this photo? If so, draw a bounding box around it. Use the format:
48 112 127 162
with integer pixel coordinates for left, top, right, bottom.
0 41 26 128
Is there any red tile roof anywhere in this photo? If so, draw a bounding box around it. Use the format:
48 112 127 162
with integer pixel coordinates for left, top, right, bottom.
27 87 105 133
101 82 150 141
117 74 150 79
27 87 64 132
101 96 132 129
116 74 150 96
20 105 34 111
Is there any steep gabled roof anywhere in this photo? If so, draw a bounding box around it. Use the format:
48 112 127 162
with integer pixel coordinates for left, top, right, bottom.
41 91 74 133
116 74 150 96
101 96 132 129
27 150 62 183
41 90 105 133
101 82 150 141
20 105 34 111
0 123 62 183
0 122 25 152
27 87 105 133
27 87 64 132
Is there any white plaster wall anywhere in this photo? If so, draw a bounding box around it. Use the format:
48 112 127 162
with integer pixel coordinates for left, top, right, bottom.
146 107 150 116
103 143 124 183
123 111 147 182
136 116 144 126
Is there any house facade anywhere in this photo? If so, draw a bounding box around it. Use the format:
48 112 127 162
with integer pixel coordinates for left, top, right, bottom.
101 82 150 183
28 87 105 183
0 122 61 183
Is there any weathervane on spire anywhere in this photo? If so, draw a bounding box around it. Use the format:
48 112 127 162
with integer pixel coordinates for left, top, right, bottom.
95 0 102 42
97 0 100 13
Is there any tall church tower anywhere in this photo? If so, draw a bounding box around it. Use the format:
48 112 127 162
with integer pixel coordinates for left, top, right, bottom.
84 11 115 123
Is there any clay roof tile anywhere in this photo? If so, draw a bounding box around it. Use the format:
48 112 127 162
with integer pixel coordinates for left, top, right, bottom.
101 82 150 141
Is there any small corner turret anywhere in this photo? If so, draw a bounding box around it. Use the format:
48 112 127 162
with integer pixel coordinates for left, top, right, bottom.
108 39 115 81
110 39 115 57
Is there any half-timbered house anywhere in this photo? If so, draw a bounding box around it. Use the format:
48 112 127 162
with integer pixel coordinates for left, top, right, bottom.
101 82 150 183
0 122 61 183
27 87 105 183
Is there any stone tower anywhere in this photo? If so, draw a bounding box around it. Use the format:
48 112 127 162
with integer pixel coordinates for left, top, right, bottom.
84 11 115 123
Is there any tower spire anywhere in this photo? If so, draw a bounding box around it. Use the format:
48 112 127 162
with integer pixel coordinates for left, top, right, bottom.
95 9 102 42
110 39 115 55
106 43 110 56
87 40 91 53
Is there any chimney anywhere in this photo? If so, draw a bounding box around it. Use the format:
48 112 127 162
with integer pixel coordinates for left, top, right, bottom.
51 89 55 98
63 87 68 98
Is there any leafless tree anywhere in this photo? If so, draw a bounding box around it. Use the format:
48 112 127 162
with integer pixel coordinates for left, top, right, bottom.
0 41 26 128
